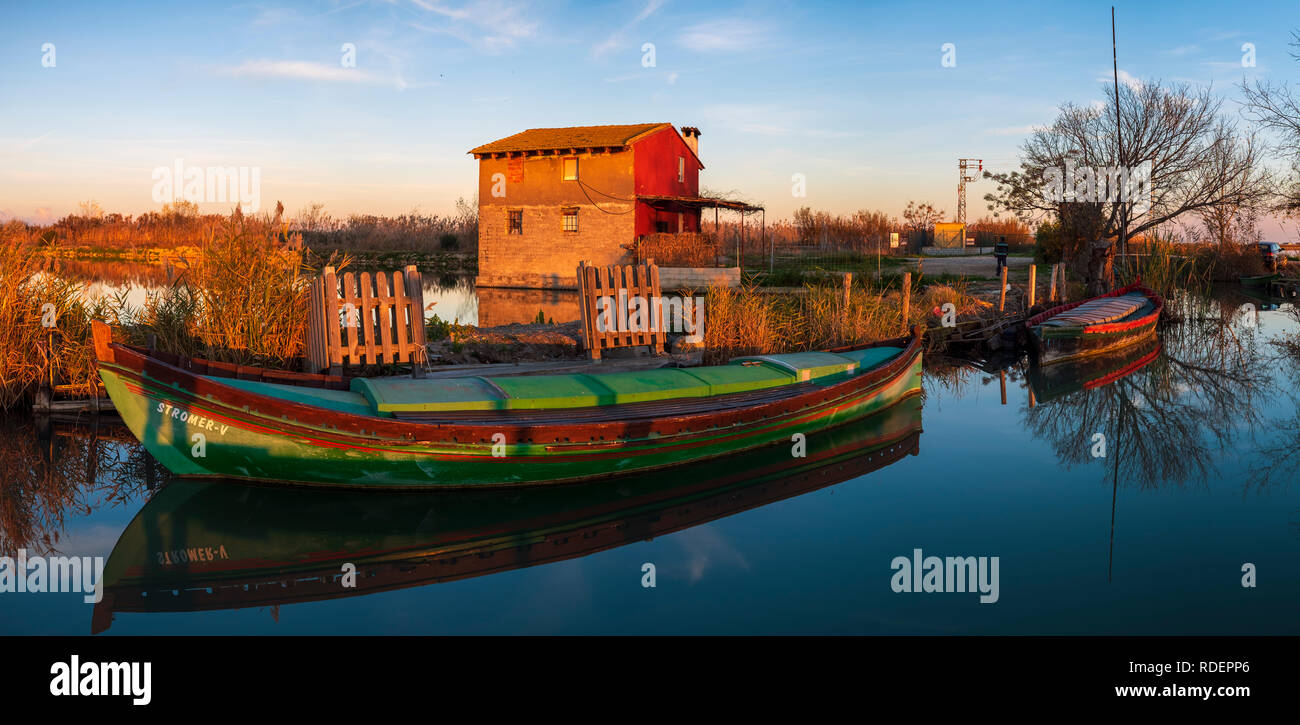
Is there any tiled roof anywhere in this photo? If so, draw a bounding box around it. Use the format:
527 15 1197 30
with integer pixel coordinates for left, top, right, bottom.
469 123 671 155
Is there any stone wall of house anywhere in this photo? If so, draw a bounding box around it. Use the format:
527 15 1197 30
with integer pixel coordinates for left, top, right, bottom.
476 152 636 289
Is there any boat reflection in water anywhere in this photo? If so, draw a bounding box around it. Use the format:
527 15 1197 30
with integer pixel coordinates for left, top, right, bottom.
92 394 923 633
1026 334 1162 405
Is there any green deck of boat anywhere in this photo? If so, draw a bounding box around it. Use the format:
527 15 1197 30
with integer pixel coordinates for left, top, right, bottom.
203 346 905 418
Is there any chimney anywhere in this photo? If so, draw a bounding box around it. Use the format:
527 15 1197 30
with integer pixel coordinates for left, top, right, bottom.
681 126 700 158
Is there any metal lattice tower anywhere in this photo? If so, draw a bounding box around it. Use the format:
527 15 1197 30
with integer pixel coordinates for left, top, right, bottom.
957 158 983 226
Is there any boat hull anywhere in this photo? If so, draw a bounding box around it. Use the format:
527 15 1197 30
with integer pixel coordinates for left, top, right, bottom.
1240 274 1280 288
96 331 923 489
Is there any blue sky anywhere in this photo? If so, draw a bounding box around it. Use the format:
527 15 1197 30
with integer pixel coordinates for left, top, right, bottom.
1 0 1295 233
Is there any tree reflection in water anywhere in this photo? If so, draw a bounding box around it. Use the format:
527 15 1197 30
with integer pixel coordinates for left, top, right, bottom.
0 419 156 557
1025 291 1275 493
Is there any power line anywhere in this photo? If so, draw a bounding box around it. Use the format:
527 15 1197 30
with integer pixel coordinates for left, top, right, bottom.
576 179 636 215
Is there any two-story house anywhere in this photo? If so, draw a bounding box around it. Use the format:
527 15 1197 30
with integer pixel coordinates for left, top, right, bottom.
470 123 711 289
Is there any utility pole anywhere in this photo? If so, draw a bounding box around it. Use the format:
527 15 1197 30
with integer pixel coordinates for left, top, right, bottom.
957 158 982 227
1112 7 1125 260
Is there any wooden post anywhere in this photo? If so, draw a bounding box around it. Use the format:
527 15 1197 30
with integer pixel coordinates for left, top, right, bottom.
35 329 52 413
842 272 852 310
1028 264 1037 309
999 369 1007 405
323 266 343 376
901 272 911 332
1049 263 1058 303
738 209 744 271
764 209 771 273
998 265 1008 313
404 265 428 378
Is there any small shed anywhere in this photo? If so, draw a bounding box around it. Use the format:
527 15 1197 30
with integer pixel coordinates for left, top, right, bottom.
934 222 966 249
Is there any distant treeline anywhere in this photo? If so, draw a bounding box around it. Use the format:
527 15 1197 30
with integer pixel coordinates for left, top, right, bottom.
703 206 1033 256
14 198 479 255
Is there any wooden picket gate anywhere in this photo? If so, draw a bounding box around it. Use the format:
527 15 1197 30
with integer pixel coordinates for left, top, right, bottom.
305 264 428 374
577 259 666 360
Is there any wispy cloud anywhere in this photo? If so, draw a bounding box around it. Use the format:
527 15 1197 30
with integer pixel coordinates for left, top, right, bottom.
220 59 394 85
679 20 765 53
1096 68 1141 90
984 125 1043 136
410 0 537 53
1164 44 1199 56
700 103 853 138
12 130 54 152
592 0 665 58
673 528 749 584
250 6 301 27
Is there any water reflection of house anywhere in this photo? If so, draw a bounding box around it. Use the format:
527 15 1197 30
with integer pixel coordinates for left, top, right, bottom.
469 123 760 303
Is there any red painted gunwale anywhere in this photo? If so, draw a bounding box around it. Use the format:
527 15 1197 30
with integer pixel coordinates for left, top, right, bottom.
1025 279 1164 334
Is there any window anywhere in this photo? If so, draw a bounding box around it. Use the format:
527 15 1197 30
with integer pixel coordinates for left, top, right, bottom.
563 157 579 181
562 207 579 233
655 221 670 234
507 209 523 235
677 157 685 183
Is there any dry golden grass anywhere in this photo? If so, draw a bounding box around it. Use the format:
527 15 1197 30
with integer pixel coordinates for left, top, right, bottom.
702 278 985 363
113 218 317 367
635 233 718 267
0 214 322 410
0 222 113 410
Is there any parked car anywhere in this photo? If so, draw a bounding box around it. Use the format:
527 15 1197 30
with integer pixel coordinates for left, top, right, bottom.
1258 242 1284 271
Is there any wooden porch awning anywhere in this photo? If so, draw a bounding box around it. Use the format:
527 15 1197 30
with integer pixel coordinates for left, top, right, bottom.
637 194 763 212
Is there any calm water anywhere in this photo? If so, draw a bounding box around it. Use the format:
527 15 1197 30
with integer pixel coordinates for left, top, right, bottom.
1 282 1298 635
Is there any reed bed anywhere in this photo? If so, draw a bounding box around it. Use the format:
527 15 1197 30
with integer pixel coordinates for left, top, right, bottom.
1114 237 1212 298
0 215 320 410
113 218 317 367
701 277 985 363
19 202 476 258
0 222 114 410
633 232 718 267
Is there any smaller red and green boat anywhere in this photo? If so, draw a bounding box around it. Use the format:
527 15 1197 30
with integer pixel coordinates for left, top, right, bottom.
91 322 923 489
1026 280 1162 366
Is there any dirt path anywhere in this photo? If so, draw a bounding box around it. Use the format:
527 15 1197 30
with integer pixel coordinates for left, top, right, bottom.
910 254 1033 279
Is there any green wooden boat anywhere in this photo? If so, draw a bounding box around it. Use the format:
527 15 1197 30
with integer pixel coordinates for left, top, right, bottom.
1240 273 1280 288
92 322 923 489
91 395 923 633
1026 281 1162 366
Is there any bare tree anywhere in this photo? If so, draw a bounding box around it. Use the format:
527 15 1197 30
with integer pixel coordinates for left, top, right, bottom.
902 200 944 233
985 80 1268 295
1240 29 1300 215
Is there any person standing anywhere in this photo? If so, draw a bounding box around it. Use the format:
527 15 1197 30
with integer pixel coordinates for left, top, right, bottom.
994 236 1009 275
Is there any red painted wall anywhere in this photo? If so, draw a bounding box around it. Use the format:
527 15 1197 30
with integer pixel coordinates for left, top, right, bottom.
632 127 703 237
